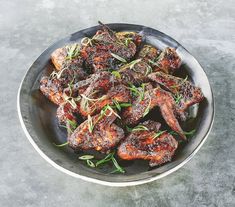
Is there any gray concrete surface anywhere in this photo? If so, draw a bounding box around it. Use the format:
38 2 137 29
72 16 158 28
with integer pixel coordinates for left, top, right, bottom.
0 0 234 206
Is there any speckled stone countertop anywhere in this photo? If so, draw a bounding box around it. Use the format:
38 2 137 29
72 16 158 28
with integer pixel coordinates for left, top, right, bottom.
0 0 234 206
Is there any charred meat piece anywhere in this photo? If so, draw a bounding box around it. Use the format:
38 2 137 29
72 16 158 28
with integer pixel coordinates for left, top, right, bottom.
137 45 161 64
148 47 181 74
40 67 86 105
118 120 178 167
39 76 64 105
148 72 204 112
80 25 138 72
68 108 125 153
122 87 186 139
79 84 131 117
118 59 152 85
51 43 83 71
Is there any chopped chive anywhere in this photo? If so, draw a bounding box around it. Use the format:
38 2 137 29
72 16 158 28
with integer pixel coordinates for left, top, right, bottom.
96 152 114 167
126 125 133 133
183 129 196 136
79 155 94 160
66 44 80 60
110 53 127 63
113 100 121 111
174 94 183 104
86 159 96 168
87 115 94 133
145 64 153 76
153 130 166 139
143 93 151 117
111 70 121 79
111 156 125 173
53 141 68 147
132 125 149 132
119 103 132 107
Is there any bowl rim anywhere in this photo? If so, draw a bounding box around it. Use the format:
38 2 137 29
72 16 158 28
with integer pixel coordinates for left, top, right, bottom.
17 23 215 187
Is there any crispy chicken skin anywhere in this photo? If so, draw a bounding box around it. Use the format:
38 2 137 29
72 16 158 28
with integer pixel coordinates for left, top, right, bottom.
148 72 204 111
39 76 64 105
118 60 152 85
122 87 186 139
39 67 86 105
68 109 125 153
117 120 178 167
51 43 83 71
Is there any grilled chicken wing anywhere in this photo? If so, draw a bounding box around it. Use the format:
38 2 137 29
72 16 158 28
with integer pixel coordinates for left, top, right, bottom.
118 120 178 167
51 43 84 71
39 66 86 105
68 108 125 153
122 86 186 139
80 24 139 72
148 72 204 111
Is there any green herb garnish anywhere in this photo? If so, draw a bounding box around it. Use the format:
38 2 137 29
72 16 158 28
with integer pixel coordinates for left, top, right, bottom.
96 152 114 167
87 115 94 133
112 100 132 111
53 141 68 147
111 70 121 79
86 160 96 168
81 37 93 46
148 59 161 68
174 94 183 104
66 44 80 60
124 38 132 47
113 100 121 111
110 156 125 173
110 53 127 63
143 92 151 117
119 103 132 107
170 129 196 137
183 129 196 136
79 152 125 173
128 83 145 101
153 130 166 139
79 155 95 160
145 64 153 76
132 125 149 132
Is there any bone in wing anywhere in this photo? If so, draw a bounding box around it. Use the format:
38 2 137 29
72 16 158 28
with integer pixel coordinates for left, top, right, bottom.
117 120 178 167
122 86 186 139
148 72 204 112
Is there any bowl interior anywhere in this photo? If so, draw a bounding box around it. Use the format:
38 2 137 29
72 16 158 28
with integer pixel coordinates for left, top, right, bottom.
18 23 214 186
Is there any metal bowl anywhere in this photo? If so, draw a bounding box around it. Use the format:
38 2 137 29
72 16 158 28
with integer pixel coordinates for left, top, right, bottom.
17 23 214 187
